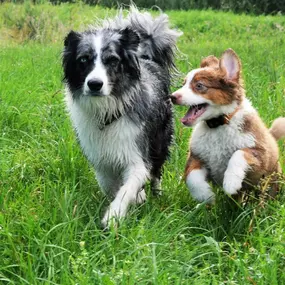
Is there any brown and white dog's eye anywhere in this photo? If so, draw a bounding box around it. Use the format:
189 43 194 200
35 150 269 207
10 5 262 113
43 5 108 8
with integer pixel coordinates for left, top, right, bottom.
195 82 206 91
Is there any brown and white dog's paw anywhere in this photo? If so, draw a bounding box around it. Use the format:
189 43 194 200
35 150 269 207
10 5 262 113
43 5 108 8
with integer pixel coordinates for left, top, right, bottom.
223 175 242 195
186 169 216 204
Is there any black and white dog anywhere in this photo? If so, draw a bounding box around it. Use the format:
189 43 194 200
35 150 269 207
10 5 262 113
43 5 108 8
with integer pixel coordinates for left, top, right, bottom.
62 7 180 226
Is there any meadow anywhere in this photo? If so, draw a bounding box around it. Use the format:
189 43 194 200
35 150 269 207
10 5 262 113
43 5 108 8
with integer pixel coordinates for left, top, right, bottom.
0 2 285 284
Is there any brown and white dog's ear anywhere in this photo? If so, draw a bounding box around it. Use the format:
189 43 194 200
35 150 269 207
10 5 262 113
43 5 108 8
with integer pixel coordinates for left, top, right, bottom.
219 48 241 82
200 55 219 68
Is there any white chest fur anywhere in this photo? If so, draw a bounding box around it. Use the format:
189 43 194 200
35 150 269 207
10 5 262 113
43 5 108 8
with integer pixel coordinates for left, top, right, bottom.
66 95 142 172
190 101 256 184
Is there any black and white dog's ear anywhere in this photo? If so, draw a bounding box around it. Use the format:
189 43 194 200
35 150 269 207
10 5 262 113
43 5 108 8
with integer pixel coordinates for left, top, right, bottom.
119 27 140 51
119 28 140 79
64 30 81 47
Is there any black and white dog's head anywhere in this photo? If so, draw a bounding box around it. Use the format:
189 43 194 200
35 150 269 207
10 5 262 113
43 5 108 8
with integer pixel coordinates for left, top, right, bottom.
63 28 140 98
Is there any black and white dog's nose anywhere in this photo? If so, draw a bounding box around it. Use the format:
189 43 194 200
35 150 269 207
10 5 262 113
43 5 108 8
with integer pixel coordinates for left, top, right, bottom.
87 79 103 92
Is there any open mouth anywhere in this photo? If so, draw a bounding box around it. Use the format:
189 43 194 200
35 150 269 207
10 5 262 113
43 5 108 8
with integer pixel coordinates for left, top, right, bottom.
181 103 208 126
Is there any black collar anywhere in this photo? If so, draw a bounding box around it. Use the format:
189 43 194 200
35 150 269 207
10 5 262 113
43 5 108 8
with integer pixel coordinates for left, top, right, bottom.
206 115 228 129
98 112 123 130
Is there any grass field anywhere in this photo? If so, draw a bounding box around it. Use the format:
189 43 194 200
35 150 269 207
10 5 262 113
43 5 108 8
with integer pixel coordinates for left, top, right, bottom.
1 2 285 284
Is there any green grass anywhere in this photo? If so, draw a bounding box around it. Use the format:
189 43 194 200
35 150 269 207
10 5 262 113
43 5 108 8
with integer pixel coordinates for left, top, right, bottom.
1 3 285 284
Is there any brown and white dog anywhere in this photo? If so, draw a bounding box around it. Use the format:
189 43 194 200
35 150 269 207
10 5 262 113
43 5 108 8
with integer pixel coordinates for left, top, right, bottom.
171 48 285 203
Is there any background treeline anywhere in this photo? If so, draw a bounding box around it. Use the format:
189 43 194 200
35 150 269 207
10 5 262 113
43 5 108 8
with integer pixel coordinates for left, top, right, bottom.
1 0 285 15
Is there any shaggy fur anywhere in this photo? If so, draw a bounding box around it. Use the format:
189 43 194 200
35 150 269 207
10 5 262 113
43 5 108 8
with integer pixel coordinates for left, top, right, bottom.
62 6 180 226
171 48 285 203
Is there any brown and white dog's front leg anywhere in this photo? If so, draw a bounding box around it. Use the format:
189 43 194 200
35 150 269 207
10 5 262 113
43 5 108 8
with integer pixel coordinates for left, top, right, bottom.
185 154 215 204
223 148 261 195
101 163 148 227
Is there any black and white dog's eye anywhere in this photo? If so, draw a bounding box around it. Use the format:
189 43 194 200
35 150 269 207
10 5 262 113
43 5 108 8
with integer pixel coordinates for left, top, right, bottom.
79 56 88 63
106 56 119 66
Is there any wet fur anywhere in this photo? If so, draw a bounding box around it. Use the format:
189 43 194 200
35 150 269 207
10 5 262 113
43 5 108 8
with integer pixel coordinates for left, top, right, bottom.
62 6 180 225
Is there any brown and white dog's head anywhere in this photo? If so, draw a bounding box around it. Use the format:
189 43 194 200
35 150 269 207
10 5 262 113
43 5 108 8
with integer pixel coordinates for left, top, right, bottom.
171 49 244 126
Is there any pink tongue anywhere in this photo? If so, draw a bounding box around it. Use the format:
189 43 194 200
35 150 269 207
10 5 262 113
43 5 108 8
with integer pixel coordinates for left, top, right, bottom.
181 107 198 125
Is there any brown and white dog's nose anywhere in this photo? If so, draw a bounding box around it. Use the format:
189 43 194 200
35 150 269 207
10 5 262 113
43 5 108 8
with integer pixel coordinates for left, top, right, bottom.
170 92 182 104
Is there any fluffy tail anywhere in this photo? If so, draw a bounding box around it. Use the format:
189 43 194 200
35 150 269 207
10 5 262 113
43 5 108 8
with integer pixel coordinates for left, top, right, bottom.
269 117 285 140
128 6 182 72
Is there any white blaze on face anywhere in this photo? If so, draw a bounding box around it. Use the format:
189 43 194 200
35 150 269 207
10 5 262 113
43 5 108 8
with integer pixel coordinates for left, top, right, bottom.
173 68 211 106
84 33 111 96
185 68 202 86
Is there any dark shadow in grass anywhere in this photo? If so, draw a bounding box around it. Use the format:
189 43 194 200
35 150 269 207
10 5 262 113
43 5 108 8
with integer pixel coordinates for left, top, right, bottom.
75 176 285 243
180 197 252 242
186 180 285 242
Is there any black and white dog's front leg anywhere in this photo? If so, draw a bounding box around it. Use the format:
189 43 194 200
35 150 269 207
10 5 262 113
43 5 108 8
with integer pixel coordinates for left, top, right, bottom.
101 162 148 227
